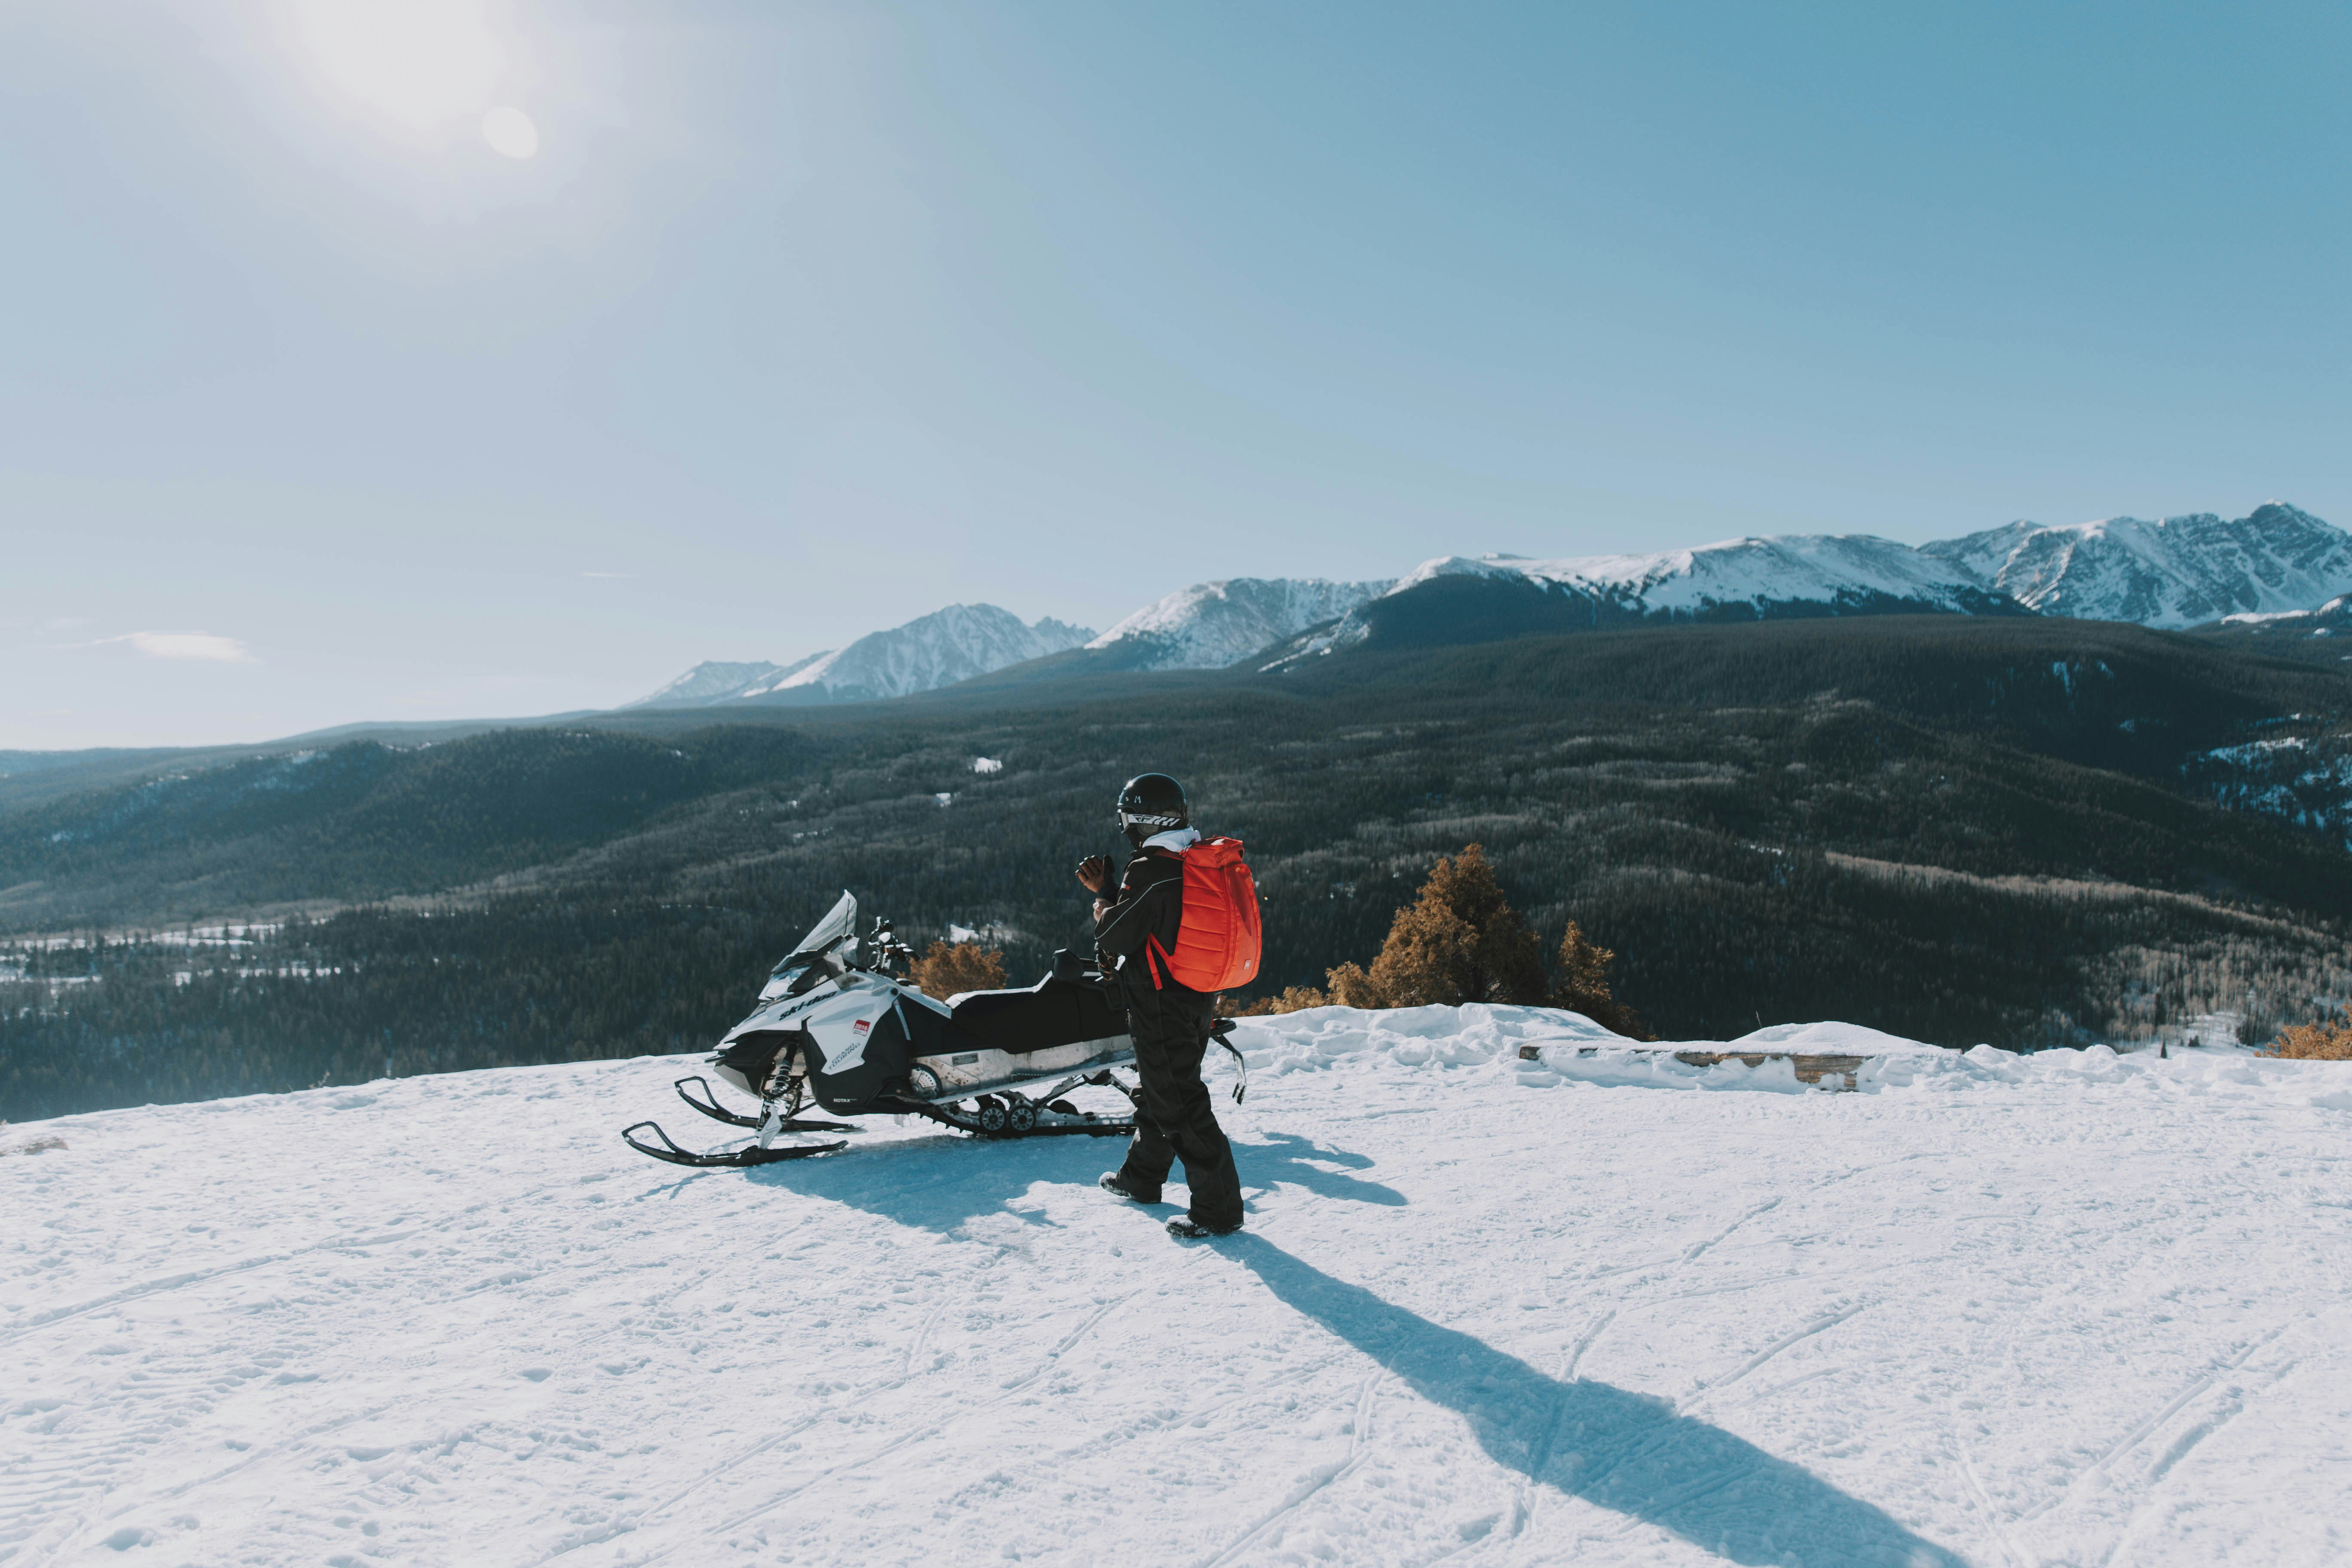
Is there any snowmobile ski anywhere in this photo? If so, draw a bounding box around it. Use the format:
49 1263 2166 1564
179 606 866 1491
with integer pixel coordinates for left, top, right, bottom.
620 1121 848 1168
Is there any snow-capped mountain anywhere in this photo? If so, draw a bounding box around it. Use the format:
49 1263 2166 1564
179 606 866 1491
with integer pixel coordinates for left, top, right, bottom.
724 605 1094 707
624 655 828 709
1080 578 1393 671
628 504 2348 707
1919 503 2352 628
1265 535 2024 666
1404 534 2013 618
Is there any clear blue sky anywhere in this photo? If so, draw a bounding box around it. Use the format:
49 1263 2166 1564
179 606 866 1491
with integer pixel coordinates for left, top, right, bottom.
5 1 2346 748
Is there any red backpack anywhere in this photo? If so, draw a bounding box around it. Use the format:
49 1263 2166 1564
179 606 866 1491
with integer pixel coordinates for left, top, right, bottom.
1144 836 1262 993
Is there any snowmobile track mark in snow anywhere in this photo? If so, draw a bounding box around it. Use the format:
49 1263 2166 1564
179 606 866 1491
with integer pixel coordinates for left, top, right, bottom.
1947 1402 2033 1568
1197 1368 1386 1568
683 1292 1137 1551
1681 1196 1782 1265
1564 1307 1618 1382
1691 1298 1873 1402
2018 1323 2288 1527
0 1253 301 1345
2106 1355 2291 1568
1 1214 435 1347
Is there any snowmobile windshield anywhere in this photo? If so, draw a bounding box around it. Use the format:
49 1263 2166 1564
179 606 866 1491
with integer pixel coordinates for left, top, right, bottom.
781 891 857 965
759 892 858 1003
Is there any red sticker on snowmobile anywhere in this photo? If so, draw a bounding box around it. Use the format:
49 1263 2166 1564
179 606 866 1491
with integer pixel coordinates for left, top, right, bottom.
853 1019 872 1037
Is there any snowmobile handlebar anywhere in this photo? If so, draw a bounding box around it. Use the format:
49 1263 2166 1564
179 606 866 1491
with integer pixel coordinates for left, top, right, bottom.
865 916 916 974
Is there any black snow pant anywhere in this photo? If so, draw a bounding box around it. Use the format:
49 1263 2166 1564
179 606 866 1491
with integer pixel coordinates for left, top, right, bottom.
1115 1009 1244 1230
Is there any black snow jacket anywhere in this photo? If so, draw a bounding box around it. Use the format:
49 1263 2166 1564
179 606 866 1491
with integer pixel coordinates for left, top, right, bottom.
1093 847 1212 1042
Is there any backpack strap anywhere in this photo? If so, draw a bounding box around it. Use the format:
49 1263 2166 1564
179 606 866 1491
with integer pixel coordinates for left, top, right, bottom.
1144 932 1171 991
1209 1018 1247 1104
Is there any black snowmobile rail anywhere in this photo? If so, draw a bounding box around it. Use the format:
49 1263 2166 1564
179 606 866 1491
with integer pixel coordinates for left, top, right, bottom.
673 1075 858 1133
886 1095 1137 1139
621 1121 848 1168
878 1068 1140 1140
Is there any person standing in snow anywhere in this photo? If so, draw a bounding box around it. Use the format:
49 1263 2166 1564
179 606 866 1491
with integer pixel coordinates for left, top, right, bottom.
1076 772 1245 1239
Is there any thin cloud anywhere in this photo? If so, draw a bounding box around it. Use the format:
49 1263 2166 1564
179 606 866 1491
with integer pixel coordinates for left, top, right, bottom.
581 571 630 579
100 631 258 664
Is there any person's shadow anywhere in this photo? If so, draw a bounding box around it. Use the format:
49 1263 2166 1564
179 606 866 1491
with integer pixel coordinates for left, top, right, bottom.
1244 1132 1408 1207
734 1130 1403 1234
1231 1237 1961 1568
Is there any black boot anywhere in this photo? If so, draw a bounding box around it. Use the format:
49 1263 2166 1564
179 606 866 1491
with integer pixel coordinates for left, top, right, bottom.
1166 1213 1241 1239
1099 1171 1161 1204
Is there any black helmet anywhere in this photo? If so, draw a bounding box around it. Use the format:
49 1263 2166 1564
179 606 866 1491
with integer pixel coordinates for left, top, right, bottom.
1117 773 1188 846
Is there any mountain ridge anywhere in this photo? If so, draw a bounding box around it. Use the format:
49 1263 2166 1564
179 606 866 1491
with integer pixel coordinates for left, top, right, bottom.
628 502 2352 711
632 606 1094 710
1920 502 2352 627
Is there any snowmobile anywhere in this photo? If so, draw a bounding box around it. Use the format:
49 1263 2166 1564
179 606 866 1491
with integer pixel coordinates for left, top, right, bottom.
623 891 1221 1168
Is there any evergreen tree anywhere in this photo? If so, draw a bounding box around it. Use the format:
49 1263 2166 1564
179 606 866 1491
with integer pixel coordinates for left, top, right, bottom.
1348 845 1545 1007
2262 1003 2352 1060
1549 919 1654 1039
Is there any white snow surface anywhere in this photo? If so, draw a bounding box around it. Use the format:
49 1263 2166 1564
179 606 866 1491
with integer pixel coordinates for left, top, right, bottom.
1919 503 2352 628
1085 578 1393 669
1386 535 2000 617
10 1006 2350 1567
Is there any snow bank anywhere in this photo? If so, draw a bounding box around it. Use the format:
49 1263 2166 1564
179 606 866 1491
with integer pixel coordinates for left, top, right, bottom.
1228 1001 1622 1072
1231 1004 2352 1110
1228 1003 1953 1078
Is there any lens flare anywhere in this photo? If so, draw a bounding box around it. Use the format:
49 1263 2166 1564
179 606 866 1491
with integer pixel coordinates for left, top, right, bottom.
482 106 540 159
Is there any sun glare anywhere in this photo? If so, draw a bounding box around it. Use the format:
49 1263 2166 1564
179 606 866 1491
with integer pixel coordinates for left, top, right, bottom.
482 105 539 159
293 0 513 137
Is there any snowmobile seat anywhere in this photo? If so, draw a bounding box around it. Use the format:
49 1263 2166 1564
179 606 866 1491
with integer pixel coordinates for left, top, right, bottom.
949 970 1127 1055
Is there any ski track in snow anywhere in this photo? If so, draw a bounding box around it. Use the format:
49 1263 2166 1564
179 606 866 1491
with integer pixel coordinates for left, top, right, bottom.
6 1006 2352 1566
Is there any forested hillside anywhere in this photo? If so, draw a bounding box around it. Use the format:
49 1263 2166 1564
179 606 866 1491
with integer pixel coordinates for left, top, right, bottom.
5 617 2349 1118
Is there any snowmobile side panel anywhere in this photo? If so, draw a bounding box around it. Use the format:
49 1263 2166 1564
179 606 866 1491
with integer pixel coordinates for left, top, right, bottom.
804 984 1000 1113
803 989 889 1078
805 1014 902 1114
914 1038 1133 1097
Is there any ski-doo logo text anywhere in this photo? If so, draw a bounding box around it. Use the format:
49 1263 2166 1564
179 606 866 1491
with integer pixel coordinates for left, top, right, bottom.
853 1019 872 1037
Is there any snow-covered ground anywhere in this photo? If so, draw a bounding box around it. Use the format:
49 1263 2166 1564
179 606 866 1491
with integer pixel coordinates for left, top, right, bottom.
6 1007 2350 1567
